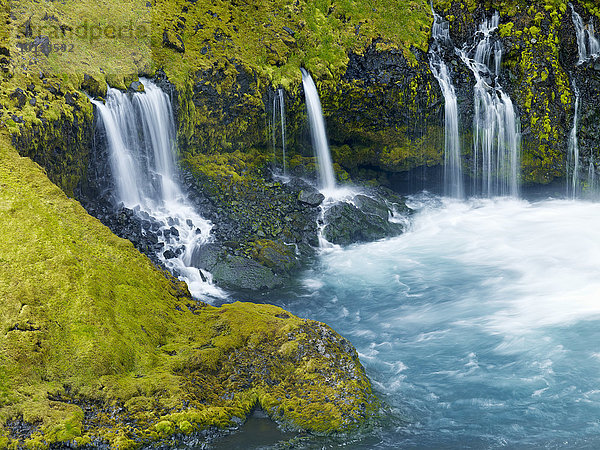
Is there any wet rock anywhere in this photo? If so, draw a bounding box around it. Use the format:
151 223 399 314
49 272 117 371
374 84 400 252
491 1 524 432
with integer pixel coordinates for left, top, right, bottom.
163 249 177 259
353 194 389 220
298 189 325 207
252 239 299 273
322 202 404 246
129 80 145 93
211 255 281 291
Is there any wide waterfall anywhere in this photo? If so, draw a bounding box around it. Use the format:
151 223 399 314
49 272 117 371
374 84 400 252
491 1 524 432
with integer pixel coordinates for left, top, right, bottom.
272 88 287 174
91 80 223 299
429 11 463 198
459 12 521 197
571 4 600 64
301 68 336 192
567 82 581 198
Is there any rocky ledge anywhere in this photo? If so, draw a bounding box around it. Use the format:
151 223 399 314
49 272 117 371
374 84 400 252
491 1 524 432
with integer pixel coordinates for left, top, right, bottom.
0 136 378 449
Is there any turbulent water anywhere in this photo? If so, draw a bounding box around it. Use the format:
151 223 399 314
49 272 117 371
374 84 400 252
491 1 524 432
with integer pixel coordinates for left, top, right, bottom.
91 80 223 298
247 194 600 448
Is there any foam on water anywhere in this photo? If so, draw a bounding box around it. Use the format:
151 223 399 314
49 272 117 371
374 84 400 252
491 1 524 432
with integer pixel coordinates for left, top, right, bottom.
268 194 600 447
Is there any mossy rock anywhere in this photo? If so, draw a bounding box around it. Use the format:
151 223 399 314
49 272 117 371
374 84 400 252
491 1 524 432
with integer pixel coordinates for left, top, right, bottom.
0 135 377 448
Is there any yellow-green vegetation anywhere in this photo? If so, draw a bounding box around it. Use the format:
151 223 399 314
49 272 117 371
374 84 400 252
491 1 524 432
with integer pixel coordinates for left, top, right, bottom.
0 134 376 447
435 0 582 184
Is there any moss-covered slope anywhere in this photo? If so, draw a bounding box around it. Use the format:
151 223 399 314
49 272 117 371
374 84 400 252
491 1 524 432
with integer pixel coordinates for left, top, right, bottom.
0 134 376 448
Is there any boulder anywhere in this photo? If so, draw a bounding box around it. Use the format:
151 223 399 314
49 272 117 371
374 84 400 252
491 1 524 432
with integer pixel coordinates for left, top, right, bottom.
323 201 404 246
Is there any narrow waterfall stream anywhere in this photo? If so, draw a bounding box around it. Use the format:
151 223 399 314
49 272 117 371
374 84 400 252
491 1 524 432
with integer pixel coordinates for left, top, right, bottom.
301 68 337 192
567 82 581 198
429 11 463 198
271 88 287 174
459 12 521 197
571 4 600 64
91 80 224 299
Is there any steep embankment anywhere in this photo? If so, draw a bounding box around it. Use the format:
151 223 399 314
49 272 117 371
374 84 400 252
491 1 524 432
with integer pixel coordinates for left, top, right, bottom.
0 134 376 447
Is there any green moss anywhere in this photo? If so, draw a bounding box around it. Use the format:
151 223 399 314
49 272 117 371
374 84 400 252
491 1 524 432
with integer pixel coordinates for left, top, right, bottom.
0 135 377 447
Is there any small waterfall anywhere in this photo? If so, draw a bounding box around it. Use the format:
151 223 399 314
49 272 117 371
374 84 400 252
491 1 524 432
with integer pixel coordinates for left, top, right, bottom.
271 88 287 174
429 10 463 198
587 160 597 197
459 12 521 197
571 4 600 64
301 68 336 191
567 82 580 198
91 80 223 299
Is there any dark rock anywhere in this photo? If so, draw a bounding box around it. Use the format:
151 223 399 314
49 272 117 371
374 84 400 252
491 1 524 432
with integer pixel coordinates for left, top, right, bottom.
129 80 145 93
322 202 404 246
9 88 27 108
33 36 51 57
163 249 177 259
190 243 221 270
162 29 185 53
298 189 325 207
282 26 295 37
252 239 299 273
211 255 281 291
64 92 76 106
81 73 105 98
353 194 390 221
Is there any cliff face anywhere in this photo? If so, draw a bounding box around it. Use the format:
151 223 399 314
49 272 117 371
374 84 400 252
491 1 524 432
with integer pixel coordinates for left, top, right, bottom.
4 0 599 195
2 1 600 445
150 0 599 188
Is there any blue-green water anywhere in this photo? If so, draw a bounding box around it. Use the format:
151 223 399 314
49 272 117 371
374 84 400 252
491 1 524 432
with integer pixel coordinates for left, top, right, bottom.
226 194 600 448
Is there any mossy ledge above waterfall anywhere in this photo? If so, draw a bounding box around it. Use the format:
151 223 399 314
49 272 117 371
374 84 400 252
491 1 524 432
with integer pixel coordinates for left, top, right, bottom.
0 135 378 447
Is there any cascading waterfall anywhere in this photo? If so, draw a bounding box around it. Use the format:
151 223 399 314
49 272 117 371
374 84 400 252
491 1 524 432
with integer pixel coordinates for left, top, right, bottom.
271 88 287 174
429 10 463 198
571 4 600 64
301 68 336 191
567 82 580 198
459 12 521 197
91 80 223 299
588 160 597 196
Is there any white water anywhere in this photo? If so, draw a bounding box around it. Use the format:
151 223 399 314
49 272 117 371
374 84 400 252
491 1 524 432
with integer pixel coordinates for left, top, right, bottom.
459 12 521 197
91 80 224 299
567 82 580 198
269 194 600 447
429 11 463 198
301 68 336 191
271 88 287 174
572 4 600 64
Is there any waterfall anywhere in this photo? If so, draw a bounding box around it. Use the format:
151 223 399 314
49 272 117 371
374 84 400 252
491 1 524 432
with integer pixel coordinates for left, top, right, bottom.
459 12 521 197
587 160 597 197
429 10 463 198
571 4 600 64
90 79 223 299
567 82 580 198
301 68 336 191
272 88 287 174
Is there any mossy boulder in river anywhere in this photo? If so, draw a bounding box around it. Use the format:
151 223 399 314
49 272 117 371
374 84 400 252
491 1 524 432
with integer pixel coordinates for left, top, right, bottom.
0 136 377 448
